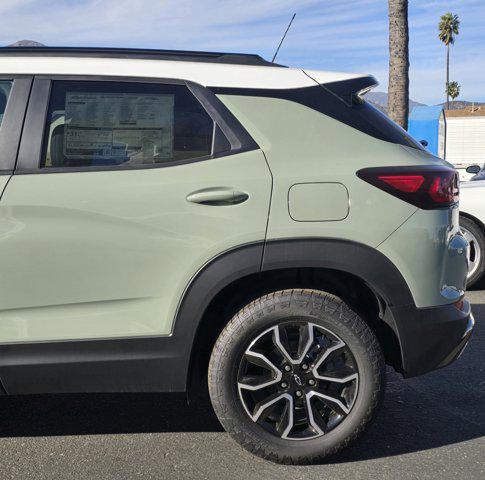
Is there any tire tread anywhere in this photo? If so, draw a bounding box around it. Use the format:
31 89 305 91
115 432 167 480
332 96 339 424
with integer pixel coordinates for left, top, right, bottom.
208 289 385 465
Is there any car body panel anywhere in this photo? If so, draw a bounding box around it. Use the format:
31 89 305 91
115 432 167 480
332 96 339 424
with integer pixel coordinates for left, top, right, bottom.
0 174 10 196
0 51 472 395
217 95 420 247
0 149 272 342
218 94 467 307
0 237 472 394
378 206 467 307
288 182 349 222
460 180 485 226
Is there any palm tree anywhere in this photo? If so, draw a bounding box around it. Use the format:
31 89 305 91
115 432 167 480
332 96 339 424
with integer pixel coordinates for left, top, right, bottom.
388 0 409 130
439 13 460 109
447 81 460 108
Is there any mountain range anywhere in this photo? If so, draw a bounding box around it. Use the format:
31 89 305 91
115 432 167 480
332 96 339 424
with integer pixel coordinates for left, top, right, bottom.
365 91 485 113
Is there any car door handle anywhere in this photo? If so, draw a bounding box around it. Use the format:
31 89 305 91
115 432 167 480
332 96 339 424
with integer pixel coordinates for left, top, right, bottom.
186 188 249 206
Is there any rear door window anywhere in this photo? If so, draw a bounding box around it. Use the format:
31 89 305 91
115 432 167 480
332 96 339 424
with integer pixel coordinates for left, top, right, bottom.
41 81 215 168
0 80 13 126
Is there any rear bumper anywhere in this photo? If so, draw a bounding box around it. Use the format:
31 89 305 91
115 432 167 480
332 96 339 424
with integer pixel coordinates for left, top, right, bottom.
388 298 474 378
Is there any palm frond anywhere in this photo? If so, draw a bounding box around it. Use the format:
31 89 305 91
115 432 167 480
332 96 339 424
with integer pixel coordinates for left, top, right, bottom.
438 12 460 45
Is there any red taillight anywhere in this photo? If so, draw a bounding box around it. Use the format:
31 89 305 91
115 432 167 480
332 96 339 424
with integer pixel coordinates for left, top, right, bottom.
378 175 424 193
428 175 458 203
357 167 459 209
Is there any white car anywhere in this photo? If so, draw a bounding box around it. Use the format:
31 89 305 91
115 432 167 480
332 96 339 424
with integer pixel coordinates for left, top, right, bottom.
460 178 485 286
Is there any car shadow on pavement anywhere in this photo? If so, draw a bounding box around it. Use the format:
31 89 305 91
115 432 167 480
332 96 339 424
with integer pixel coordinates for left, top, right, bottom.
0 301 483 463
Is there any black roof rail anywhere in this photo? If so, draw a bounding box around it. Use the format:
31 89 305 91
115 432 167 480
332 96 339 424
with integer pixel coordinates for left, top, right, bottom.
0 46 284 67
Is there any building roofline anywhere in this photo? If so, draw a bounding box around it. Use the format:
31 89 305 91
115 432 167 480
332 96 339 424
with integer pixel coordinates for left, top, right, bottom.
0 46 284 67
445 107 485 117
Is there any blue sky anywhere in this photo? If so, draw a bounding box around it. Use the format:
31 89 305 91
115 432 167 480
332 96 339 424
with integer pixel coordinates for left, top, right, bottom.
1 0 484 105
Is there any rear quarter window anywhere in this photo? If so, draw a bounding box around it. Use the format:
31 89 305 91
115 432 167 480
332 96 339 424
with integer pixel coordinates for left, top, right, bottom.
295 84 425 150
348 95 424 150
211 82 424 150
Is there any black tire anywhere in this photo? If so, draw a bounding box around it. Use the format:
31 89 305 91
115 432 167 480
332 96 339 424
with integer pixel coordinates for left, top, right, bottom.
460 216 485 288
208 289 385 464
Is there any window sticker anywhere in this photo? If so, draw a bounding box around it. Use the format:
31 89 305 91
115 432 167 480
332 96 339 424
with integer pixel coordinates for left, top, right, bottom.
63 92 174 162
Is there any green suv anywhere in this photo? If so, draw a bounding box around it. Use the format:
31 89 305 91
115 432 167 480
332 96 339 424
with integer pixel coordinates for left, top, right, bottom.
0 47 473 464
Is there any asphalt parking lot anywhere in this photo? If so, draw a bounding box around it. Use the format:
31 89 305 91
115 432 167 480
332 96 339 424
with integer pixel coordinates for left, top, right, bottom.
0 284 483 480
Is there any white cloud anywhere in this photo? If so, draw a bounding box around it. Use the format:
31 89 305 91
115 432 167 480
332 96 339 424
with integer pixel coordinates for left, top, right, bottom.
0 0 483 104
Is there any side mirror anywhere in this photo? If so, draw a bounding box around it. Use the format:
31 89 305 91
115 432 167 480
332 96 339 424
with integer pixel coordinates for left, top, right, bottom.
419 139 428 147
466 165 481 174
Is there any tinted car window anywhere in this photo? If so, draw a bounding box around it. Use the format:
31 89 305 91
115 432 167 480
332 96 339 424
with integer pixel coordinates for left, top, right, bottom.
211 81 424 150
0 80 13 126
348 95 424 150
41 81 214 168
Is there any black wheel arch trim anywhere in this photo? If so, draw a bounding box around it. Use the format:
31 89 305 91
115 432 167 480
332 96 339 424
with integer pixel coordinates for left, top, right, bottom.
0 238 466 394
261 238 414 307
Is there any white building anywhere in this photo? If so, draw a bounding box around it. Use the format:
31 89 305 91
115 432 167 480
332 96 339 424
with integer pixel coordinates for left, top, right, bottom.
445 106 485 171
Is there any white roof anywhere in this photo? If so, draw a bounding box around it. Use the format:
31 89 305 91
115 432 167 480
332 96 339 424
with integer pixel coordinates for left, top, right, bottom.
0 55 367 90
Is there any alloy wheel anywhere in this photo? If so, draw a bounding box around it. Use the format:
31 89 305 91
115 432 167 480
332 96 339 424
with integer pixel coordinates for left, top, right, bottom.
237 321 359 441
